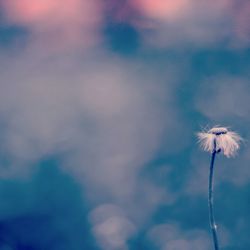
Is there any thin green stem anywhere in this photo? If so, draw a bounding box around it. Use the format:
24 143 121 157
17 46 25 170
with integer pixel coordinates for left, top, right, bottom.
208 147 220 250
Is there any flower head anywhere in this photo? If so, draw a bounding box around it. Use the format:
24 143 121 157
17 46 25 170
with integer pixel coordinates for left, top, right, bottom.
197 127 242 157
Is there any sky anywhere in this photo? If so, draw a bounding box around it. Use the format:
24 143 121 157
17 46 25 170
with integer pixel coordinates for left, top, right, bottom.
0 0 250 249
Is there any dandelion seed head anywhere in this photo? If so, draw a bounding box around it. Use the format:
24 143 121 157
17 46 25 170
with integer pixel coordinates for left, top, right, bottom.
197 126 242 157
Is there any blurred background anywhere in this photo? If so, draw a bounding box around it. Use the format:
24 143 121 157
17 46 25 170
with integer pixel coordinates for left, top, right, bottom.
0 0 250 249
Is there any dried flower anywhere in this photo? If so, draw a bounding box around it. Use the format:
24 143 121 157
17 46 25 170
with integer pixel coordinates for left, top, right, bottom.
197 127 242 157
197 126 242 250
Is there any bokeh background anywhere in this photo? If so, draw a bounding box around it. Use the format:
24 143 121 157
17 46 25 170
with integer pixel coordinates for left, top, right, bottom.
0 1 250 249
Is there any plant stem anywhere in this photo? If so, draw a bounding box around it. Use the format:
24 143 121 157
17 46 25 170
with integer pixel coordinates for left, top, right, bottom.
208 146 220 250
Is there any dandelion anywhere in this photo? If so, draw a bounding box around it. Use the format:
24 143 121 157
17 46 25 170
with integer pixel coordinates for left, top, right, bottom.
197 126 242 250
198 127 241 157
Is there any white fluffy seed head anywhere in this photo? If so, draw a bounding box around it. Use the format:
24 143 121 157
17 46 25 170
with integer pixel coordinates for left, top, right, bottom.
197 127 242 157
